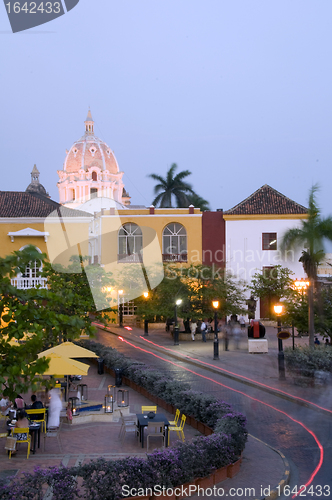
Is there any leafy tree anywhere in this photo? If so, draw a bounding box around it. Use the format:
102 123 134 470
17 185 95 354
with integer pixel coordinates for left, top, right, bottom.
148 163 195 208
249 265 295 319
186 192 210 212
0 247 113 400
134 264 246 324
281 185 332 347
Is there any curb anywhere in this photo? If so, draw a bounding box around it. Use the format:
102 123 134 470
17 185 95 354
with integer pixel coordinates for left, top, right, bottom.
249 434 290 500
95 324 332 417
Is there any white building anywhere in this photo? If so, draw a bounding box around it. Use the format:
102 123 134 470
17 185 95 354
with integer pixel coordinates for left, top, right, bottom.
224 185 307 318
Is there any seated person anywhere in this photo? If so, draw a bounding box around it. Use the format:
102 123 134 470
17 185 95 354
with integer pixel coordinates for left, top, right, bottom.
29 394 44 409
14 409 30 441
14 394 25 409
0 394 13 416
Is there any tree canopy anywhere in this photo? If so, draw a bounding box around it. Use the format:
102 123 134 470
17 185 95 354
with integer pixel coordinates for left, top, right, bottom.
148 163 210 210
0 246 113 400
281 185 332 346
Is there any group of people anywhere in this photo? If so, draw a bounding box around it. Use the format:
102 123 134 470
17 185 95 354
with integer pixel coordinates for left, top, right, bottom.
187 315 246 349
1 388 64 431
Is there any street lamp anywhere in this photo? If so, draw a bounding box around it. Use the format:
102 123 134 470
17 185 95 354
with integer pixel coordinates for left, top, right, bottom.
274 303 285 380
143 292 149 336
174 299 182 345
212 300 219 360
118 289 124 327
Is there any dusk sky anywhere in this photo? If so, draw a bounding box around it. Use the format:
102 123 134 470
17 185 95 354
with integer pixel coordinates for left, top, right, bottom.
1 1 332 215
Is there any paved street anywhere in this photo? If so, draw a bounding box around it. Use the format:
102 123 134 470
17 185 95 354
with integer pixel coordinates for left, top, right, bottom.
95 323 332 499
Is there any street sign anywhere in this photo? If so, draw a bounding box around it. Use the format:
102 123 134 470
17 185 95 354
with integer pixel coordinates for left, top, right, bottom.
277 330 291 340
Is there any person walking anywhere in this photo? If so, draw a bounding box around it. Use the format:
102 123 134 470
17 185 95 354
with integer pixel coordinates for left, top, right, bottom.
201 320 207 342
190 320 197 341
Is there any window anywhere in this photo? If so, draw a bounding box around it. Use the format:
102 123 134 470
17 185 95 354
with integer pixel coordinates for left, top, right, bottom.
118 223 143 263
262 233 277 250
92 171 97 181
90 188 98 198
162 223 187 262
11 246 47 289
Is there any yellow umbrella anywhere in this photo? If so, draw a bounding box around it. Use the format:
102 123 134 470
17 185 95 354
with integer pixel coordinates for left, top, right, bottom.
35 352 90 377
38 342 98 360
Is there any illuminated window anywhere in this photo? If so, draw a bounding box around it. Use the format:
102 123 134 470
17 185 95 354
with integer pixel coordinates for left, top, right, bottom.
262 233 277 250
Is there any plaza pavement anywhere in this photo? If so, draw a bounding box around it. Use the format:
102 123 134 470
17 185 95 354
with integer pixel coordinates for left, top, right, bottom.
1 324 327 499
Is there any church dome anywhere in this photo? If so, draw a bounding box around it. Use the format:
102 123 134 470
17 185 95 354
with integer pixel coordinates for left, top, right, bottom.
63 110 119 174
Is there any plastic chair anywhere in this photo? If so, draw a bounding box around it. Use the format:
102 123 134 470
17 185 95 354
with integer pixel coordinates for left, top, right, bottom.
168 414 186 445
146 421 165 451
168 409 180 426
141 406 157 414
43 420 62 452
26 408 47 433
8 427 31 459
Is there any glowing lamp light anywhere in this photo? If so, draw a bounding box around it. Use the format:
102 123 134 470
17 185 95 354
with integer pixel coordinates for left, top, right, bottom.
274 304 283 315
294 279 310 291
212 300 219 309
176 299 182 306
118 289 124 295
143 292 149 298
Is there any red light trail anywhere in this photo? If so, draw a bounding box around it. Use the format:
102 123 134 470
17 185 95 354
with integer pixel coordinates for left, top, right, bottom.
140 336 332 415
118 335 324 498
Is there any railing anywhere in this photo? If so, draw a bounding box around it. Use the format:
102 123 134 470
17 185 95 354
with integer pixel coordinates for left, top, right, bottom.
117 254 142 263
11 277 48 289
162 253 188 262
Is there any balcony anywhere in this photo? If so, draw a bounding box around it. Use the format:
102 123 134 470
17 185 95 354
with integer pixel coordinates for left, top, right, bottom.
162 253 188 263
117 254 142 263
11 277 48 290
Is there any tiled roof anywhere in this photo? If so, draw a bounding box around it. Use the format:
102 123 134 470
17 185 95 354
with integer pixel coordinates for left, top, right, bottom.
225 185 308 215
0 192 92 218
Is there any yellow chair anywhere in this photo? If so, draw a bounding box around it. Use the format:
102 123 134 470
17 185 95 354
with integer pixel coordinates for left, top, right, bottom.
141 406 157 414
168 414 186 445
26 408 47 433
8 427 31 459
169 409 180 426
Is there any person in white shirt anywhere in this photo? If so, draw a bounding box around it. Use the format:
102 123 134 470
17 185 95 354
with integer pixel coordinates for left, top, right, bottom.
0 394 12 416
200 320 207 342
190 320 197 341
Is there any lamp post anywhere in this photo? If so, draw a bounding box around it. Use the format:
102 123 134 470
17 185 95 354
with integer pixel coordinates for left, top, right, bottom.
274 303 285 380
212 300 219 360
118 289 124 327
174 299 182 345
143 292 149 336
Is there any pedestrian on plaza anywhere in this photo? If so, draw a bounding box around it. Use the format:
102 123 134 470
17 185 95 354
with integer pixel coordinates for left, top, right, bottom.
233 322 241 349
239 315 246 329
48 388 62 428
200 320 207 342
190 320 197 341
314 337 320 346
28 394 44 409
324 338 331 346
66 401 73 424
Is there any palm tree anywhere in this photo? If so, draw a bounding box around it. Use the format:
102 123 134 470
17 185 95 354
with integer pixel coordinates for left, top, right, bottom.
148 164 194 208
281 185 332 347
186 192 210 211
